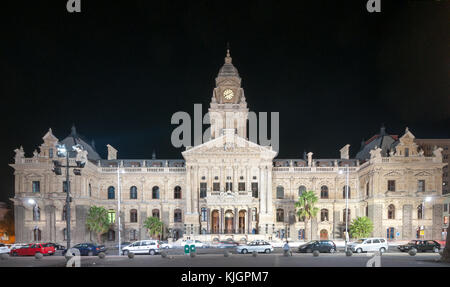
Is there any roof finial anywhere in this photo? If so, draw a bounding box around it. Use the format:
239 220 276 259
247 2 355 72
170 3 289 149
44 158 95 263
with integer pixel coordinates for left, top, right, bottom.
225 42 232 64
380 123 386 135
71 124 77 136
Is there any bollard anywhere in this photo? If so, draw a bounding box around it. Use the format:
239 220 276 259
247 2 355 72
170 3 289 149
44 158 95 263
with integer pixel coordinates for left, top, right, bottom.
35 252 43 260
313 250 320 257
345 250 353 257
98 252 106 259
408 248 417 256
252 251 257 257
190 251 196 258
128 252 135 259
224 250 230 257
161 251 167 258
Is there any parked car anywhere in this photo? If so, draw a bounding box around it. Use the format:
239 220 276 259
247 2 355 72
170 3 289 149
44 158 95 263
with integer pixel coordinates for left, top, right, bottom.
298 240 337 253
160 241 173 249
236 240 274 254
121 240 160 255
186 240 209 248
10 243 55 256
114 242 131 249
62 243 106 256
398 240 440 253
9 243 28 252
0 244 10 254
348 238 388 253
217 239 239 248
47 243 66 250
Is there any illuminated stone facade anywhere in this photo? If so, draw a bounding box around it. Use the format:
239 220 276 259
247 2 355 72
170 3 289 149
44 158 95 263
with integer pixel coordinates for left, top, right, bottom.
10 51 447 244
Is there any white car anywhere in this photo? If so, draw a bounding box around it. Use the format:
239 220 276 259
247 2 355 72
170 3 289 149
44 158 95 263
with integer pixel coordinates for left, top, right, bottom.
178 239 209 248
0 244 10 254
236 240 274 254
121 240 160 255
160 241 173 249
348 238 388 253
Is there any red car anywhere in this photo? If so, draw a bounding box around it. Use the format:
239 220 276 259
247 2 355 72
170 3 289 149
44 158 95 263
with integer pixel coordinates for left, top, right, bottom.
10 243 55 256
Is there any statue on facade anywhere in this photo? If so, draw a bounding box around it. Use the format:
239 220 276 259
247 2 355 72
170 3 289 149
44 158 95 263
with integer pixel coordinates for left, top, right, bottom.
369 146 382 159
14 146 25 163
432 146 443 160
33 149 38 158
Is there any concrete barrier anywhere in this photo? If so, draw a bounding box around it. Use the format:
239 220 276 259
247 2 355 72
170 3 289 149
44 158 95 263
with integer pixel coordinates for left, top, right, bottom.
345 250 353 256
128 252 135 259
34 252 43 260
98 252 106 259
313 250 320 257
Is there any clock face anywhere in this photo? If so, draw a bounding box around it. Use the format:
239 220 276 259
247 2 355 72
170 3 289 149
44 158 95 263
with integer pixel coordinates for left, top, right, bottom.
223 89 234 100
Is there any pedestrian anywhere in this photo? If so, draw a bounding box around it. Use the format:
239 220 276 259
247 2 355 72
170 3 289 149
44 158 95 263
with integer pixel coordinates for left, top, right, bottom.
283 240 291 256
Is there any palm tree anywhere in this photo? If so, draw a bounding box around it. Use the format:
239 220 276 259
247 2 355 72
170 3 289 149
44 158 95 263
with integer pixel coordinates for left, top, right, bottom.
86 206 110 244
295 190 319 241
349 216 373 239
143 216 164 239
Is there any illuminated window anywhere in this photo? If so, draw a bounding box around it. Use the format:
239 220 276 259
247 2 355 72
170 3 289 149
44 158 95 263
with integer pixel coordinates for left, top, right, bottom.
108 210 116 224
32 181 40 193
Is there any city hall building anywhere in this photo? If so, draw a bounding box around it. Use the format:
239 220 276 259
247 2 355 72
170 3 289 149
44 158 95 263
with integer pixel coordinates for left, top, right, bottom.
10 51 447 245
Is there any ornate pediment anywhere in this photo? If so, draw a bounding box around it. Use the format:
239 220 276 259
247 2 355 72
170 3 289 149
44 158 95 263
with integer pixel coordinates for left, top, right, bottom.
414 171 433 177
383 170 402 177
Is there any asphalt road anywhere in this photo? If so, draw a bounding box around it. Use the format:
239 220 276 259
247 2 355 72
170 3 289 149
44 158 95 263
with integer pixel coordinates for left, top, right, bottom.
0 250 448 267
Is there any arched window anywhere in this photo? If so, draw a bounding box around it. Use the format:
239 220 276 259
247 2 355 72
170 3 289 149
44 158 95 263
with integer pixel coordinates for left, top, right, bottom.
33 206 40 221
298 186 306 197
130 186 138 199
33 227 41 241
276 186 284 199
152 186 160 199
343 186 351 199
174 209 182 222
174 186 182 199
62 204 67 221
107 186 115 199
276 209 284 222
88 183 92 197
417 204 423 219
320 186 329 199
388 204 395 219
130 229 138 241
152 209 160 219
321 209 329 222
343 208 351 222
130 209 138 223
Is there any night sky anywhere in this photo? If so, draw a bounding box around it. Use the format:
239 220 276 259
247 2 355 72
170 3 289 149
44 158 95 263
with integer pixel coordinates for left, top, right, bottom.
1 0 449 205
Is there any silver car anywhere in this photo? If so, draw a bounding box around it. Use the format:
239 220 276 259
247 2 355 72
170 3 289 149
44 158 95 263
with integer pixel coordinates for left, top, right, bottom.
236 240 274 254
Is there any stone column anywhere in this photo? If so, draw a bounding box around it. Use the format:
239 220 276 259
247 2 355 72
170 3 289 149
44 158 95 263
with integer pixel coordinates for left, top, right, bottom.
221 165 225 192
75 205 89 243
248 207 252 234
266 166 273 215
402 204 412 240
260 167 266 214
45 205 56 242
246 166 251 194
193 166 198 214
233 166 237 192
432 204 443 239
186 166 192 213
140 211 148 240
207 208 210 233
234 207 238 233
207 167 212 196
220 208 224 234
14 205 25 243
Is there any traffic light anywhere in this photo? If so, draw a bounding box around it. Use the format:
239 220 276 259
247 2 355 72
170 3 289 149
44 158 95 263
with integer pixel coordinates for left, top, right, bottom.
52 160 62 175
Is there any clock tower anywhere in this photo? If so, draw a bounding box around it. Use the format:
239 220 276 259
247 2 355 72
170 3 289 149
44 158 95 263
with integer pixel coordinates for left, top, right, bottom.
209 49 249 139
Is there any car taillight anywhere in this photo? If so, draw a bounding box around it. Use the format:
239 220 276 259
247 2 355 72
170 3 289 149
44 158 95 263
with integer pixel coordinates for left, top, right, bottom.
157 245 159 248
96 248 99 250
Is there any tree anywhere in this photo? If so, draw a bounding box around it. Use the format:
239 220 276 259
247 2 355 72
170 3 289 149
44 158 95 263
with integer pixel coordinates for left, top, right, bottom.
349 216 374 239
295 190 319 241
86 206 110 243
441 223 450 262
143 216 164 239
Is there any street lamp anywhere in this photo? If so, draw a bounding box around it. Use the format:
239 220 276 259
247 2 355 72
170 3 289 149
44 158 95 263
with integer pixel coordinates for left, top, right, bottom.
52 143 86 250
338 165 350 252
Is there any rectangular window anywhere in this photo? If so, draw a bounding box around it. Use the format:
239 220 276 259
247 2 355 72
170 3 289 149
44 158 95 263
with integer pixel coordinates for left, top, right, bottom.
63 181 70 193
213 182 220 192
49 148 53 158
387 180 396 192
107 210 116 224
226 182 232 192
252 182 258 198
405 148 409 157
238 182 245 191
32 181 40 193
418 180 425 192
200 182 207 198
201 209 207 221
444 204 448 212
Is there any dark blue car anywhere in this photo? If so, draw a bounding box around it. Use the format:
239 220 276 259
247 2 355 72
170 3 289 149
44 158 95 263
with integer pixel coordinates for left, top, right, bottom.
62 243 107 256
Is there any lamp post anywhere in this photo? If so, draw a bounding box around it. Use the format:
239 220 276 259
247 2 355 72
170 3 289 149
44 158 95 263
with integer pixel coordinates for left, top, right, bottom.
339 165 350 252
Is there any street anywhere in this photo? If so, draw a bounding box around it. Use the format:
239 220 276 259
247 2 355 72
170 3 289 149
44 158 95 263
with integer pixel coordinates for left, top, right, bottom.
0 248 448 267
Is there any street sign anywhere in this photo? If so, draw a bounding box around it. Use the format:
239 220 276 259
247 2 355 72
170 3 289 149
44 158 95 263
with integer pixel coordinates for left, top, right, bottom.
396 232 400 237
420 230 425 236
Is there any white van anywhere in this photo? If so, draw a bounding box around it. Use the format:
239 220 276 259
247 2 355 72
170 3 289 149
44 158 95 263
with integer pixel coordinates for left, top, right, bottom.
121 240 160 255
348 238 388 253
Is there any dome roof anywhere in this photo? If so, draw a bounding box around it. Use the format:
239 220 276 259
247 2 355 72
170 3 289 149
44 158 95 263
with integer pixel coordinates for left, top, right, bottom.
217 49 240 78
59 125 101 161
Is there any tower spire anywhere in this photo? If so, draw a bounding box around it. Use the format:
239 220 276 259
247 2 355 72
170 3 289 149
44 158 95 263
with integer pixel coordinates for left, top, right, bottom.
225 42 232 64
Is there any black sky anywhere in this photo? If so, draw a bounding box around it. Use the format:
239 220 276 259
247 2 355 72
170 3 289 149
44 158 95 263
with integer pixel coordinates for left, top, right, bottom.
0 0 449 205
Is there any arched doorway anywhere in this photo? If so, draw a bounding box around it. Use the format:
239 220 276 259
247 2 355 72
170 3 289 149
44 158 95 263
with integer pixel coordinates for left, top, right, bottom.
224 210 234 234
211 210 219 234
320 229 328 240
238 210 246 234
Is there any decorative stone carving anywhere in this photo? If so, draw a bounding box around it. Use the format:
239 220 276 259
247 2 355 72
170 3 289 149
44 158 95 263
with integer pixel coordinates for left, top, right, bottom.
14 146 25 163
